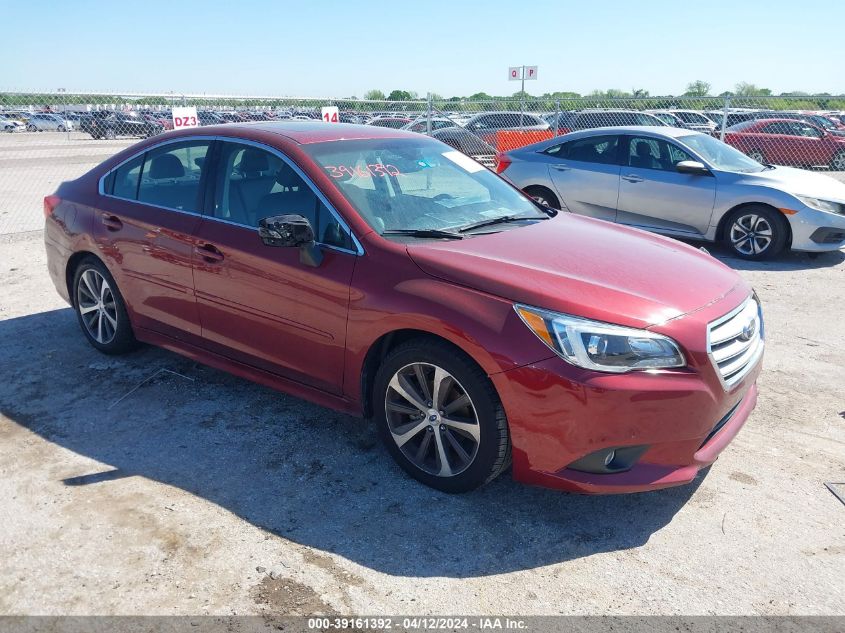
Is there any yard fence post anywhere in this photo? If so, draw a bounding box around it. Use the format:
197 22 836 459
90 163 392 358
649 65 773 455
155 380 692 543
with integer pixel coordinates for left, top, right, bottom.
426 92 432 134
720 94 730 142
554 100 560 137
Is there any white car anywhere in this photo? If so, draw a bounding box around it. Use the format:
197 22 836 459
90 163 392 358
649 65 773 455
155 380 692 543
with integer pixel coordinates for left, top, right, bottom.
0 115 26 133
26 113 74 132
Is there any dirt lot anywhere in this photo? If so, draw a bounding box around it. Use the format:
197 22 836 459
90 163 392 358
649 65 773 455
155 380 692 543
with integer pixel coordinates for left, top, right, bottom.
0 228 843 617
0 131 844 617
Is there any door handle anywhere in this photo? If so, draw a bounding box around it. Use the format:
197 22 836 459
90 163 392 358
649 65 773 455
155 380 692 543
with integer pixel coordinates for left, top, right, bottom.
622 174 644 183
101 213 122 231
551 164 570 171
195 243 224 263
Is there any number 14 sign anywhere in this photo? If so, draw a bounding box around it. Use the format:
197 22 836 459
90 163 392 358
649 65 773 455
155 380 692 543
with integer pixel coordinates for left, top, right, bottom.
321 106 339 123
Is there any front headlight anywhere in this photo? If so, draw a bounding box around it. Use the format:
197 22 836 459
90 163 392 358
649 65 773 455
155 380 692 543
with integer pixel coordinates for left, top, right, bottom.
796 195 845 215
514 305 686 373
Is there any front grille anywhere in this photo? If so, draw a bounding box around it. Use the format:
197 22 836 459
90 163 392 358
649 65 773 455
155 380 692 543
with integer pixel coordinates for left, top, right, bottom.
707 297 764 389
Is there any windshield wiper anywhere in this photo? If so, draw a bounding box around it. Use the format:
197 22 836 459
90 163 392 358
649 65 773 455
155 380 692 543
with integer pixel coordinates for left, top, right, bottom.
382 228 464 239
454 213 550 234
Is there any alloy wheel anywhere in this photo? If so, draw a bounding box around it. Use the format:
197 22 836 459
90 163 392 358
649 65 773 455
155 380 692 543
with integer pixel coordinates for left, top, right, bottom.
748 150 765 164
384 362 481 477
729 213 774 256
832 151 845 172
76 269 118 345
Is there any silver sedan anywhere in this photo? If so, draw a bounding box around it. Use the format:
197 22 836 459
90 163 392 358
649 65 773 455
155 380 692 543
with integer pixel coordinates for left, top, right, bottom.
499 126 845 259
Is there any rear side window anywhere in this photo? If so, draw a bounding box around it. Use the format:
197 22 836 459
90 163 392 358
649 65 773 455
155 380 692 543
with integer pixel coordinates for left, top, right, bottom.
111 154 144 199
547 135 620 164
138 141 211 212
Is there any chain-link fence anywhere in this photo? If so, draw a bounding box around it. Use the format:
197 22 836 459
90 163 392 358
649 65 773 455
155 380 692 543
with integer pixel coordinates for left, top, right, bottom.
2 90 845 234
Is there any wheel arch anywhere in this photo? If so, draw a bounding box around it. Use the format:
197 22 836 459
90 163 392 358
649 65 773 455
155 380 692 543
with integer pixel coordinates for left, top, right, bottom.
359 329 492 419
716 201 792 247
522 184 561 208
65 250 104 306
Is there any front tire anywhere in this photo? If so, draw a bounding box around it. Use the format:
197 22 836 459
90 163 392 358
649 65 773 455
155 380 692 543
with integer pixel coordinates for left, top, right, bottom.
723 205 788 260
104 128 116 140
72 257 137 354
373 339 510 493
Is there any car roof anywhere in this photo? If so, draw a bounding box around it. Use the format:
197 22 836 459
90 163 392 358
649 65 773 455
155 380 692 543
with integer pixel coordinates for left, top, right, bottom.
562 125 699 139
176 120 423 144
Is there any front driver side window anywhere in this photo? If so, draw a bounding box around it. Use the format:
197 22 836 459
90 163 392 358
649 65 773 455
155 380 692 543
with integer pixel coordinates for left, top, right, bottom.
213 142 353 250
628 137 692 171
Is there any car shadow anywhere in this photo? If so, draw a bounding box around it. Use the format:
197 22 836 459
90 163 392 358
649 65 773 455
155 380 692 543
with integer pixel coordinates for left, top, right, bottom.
675 238 845 271
0 308 704 578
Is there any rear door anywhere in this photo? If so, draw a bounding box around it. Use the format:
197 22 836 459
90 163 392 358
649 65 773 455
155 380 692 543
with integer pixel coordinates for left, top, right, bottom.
616 135 716 236
95 138 212 340
191 140 358 394
544 134 621 222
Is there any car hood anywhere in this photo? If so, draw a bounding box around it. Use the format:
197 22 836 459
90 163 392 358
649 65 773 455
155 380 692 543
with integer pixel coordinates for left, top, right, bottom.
730 166 845 202
406 214 746 329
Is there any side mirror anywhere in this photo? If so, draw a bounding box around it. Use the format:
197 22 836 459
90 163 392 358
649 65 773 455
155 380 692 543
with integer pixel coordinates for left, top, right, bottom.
257 214 323 267
675 160 711 176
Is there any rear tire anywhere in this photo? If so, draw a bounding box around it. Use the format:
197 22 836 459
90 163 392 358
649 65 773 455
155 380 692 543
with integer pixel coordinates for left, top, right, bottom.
72 257 137 354
747 149 766 164
830 150 845 172
723 205 788 260
373 339 510 493
105 128 116 140
524 185 560 209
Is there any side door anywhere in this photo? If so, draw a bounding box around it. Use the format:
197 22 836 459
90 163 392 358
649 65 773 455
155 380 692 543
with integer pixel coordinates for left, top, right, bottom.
616 135 716 236
94 138 212 341
192 140 358 394
758 122 796 164
545 134 621 222
789 121 828 166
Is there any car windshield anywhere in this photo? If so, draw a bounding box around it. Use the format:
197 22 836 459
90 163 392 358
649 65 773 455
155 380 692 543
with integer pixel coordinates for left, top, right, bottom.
303 138 541 236
678 133 767 173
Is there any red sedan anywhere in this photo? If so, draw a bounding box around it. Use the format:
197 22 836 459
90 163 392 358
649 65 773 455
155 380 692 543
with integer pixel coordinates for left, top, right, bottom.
44 122 762 493
724 118 845 170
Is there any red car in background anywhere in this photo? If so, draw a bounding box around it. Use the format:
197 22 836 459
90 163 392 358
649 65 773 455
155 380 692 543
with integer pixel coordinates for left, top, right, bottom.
724 118 845 171
43 122 762 494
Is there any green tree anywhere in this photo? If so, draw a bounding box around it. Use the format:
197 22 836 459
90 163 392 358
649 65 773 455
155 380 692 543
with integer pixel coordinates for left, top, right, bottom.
363 89 385 100
468 92 492 100
387 90 413 101
734 82 772 96
632 88 650 98
684 80 711 97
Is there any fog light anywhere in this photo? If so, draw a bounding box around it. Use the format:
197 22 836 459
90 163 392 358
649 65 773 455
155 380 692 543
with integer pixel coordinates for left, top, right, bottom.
566 445 649 474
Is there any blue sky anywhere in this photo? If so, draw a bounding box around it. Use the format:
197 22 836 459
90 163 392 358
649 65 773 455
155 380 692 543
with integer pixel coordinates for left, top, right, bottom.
2 0 842 97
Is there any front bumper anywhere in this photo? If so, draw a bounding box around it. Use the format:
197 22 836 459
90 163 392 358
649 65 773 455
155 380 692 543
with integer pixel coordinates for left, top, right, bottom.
492 357 760 493
788 206 845 252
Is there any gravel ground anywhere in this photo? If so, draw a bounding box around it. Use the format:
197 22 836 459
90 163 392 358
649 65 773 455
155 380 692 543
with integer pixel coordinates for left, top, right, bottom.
0 229 843 617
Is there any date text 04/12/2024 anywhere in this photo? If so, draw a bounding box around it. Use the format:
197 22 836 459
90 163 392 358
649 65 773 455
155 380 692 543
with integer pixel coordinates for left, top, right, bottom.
306 617 529 630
